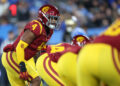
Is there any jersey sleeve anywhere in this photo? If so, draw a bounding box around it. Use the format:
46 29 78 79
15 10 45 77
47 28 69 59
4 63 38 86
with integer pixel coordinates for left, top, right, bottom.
24 20 43 36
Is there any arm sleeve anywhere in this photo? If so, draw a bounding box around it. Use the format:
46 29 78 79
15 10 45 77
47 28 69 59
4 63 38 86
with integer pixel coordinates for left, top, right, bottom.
16 40 28 64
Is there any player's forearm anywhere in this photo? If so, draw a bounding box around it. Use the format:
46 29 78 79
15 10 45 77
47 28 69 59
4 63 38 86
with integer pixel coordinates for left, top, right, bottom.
16 40 28 64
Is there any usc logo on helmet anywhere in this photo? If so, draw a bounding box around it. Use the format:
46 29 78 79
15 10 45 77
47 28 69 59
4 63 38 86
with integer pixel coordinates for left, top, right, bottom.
42 6 50 13
76 36 85 42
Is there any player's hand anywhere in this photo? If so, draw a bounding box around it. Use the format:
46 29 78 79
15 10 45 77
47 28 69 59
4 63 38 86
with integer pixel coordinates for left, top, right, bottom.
20 71 28 80
19 62 28 80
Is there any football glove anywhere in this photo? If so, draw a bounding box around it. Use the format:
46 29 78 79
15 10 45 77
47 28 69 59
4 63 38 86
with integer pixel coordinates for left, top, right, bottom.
19 62 28 80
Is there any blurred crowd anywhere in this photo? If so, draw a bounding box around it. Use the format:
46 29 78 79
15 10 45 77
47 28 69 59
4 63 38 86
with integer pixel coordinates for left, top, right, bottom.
0 0 120 86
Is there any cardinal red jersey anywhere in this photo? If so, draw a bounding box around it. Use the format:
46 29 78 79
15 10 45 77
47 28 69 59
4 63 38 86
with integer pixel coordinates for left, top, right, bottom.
46 43 81 62
93 19 120 51
4 20 53 60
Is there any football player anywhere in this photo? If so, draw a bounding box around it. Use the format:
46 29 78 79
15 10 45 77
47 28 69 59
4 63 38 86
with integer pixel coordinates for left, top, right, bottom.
1 4 60 86
56 35 90 86
36 33 90 86
77 19 120 86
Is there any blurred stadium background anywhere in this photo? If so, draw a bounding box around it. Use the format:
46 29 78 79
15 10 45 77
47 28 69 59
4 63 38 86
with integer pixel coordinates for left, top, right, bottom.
0 0 120 86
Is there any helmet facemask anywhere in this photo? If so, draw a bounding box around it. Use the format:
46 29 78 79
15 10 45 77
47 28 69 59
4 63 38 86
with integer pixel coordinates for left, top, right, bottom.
46 15 60 30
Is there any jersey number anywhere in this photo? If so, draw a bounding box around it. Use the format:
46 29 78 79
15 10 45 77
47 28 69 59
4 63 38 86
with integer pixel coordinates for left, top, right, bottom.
37 42 45 50
50 46 65 53
32 24 37 30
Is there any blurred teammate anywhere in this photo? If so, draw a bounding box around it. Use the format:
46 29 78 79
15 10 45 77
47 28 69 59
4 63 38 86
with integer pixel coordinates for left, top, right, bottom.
56 35 90 86
2 4 60 86
36 33 90 86
77 19 120 86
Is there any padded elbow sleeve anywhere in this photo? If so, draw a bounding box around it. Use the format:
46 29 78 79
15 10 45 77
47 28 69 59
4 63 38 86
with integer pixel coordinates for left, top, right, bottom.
16 40 28 64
